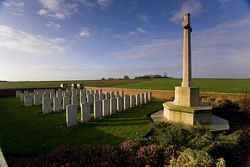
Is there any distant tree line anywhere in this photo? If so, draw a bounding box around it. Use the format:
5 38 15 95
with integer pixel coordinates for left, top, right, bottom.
101 73 171 80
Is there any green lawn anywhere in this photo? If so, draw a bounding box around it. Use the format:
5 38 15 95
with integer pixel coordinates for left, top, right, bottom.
0 97 162 155
115 78 250 93
1 78 250 93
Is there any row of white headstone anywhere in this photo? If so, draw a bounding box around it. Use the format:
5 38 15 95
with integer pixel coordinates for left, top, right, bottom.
16 89 152 127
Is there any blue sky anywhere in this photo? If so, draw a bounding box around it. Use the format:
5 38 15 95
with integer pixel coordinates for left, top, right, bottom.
0 0 250 81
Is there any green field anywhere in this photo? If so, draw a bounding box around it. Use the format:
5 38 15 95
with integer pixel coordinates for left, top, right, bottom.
1 78 250 93
0 97 162 155
115 78 250 93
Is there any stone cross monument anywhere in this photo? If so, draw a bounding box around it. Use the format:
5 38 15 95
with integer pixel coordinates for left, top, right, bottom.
162 13 229 130
182 13 192 88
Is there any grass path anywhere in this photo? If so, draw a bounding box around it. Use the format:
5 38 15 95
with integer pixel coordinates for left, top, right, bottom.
0 97 162 155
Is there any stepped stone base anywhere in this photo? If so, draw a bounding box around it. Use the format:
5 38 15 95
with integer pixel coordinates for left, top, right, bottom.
151 109 229 131
163 102 212 126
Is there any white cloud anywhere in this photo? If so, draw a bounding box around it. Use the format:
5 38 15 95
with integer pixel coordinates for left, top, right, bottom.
0 24 64 56
2 0 25 16
37 0 113 19
46 21 62 29
97 0 112 8
80 28 91 38
170 0 203 23
136 27 146 33
38 0 79 19
37 9 48 16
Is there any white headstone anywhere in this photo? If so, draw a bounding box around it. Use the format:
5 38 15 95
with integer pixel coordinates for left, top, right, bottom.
124 95 130 111
42 94 52 113
16 91 22 98
24 94 33 107
110 98 117 115
66 104 78 127
111 92 115 99
105 92 111 99
130 95 136 108
34 93 42 105
100 93 105 100
144 92 148 104
136 94 140 106
116 96 124 112
63 96 71 110
49 90 56 99
53 97 61 112
102 99 110 117
94 100 102 119
71 89 78 105
140 93 145 104
19 93 24 102
80 102 91 122
87 93 94 104
147 91 152 102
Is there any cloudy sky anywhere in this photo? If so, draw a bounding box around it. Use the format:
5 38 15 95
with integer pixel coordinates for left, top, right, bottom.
0 0 250 81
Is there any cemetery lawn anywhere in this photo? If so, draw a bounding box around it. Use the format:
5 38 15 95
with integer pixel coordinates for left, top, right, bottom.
0 97 163 155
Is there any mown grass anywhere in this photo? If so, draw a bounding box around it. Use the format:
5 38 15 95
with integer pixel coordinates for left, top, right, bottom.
0 97 162 155
115 78 250 93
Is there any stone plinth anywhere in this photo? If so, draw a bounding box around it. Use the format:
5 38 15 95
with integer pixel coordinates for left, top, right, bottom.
174 87 200 107
163 102 212 126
